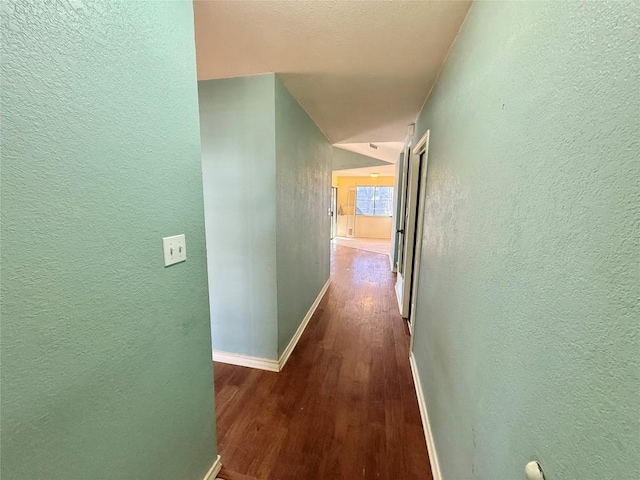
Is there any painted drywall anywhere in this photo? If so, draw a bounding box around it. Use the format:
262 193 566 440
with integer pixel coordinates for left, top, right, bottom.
337 216 393 239
199 74 330 360
275 75 332 356
1 1 217 479
334 142 405 164
354 216 393 239
332 146 389 171
194 1 472 143
335 176 395 238
409 1 640 479
199 74 278 360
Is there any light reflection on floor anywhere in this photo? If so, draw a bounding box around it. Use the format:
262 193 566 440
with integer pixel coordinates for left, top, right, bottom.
331 236 391 256
331 240 394 289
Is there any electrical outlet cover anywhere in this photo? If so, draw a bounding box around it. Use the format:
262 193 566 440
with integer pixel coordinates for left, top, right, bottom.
162 234 186 267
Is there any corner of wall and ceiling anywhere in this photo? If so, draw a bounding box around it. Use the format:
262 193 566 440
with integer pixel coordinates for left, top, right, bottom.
413 2 475 130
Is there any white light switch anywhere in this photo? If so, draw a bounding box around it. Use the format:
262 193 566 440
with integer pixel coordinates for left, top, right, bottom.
162 234 186 267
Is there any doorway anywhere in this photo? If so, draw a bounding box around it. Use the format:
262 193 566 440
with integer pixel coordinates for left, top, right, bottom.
395 131 430 331
395 144 412 278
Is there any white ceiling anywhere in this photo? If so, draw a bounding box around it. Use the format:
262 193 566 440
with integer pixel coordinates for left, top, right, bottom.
334 164 397 177
335 142 405 164
194 0 471 144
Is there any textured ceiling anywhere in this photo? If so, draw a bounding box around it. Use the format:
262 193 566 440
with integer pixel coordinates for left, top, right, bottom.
334 164 397 177
336 142 405 164
194 0 471 143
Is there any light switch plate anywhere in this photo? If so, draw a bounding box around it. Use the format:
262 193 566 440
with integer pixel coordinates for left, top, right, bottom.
162 234 186 267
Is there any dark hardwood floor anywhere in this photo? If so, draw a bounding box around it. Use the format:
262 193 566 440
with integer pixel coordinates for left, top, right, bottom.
214 244 432 480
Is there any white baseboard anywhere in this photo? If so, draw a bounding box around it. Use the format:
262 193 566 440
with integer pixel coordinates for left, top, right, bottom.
212 278 331 373
409 352 442 480
278 277 331 370
395 276 404 314
212 350 279 372
202 455 222 480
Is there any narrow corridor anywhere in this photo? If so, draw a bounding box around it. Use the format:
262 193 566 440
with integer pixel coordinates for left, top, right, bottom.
214 245 432 480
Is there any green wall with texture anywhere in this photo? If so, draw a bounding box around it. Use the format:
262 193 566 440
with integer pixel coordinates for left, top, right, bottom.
411 1 639 479
199 74 278 360
199 74 330 361
332 146 388 172
275 75 332 356
1 1 217 479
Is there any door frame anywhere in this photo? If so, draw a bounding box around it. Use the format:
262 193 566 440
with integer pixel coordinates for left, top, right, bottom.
395 130 430 323
407 131 430 340
396 142 412 274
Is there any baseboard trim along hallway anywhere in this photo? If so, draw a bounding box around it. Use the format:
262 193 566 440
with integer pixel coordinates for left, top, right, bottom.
410 352 442 480
211 351 280 372
202 455 222 480
214 246 432 478
278 277 331 370
212 278 331 373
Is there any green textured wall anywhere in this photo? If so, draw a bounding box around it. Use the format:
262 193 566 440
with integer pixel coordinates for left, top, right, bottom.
332 146 388 172
1 1 217 479
411 1 640 479
199 74 278 360
275 75 332 356
198 74 330 360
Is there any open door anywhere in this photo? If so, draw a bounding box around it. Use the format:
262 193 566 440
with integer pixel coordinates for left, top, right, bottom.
395 131 430 322
396 144 412 274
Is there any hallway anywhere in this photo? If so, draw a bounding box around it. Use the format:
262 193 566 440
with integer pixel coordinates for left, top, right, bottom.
214 245 431 480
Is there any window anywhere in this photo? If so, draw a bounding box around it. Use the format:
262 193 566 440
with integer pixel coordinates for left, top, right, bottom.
355 186 394 216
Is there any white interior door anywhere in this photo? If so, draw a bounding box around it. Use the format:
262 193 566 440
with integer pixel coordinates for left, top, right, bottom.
395 132 430 321
396 145 411 273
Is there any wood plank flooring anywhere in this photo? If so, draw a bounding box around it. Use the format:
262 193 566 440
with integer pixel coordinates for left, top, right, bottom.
214 244 432 480
330 236 391 256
